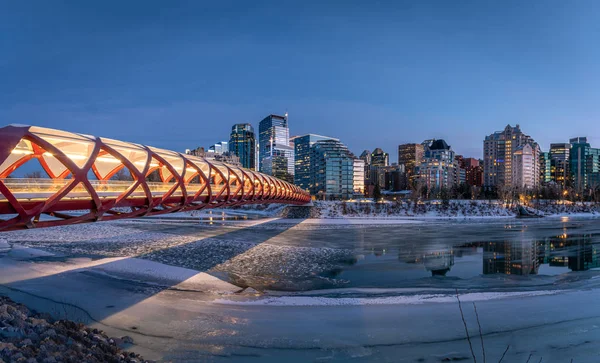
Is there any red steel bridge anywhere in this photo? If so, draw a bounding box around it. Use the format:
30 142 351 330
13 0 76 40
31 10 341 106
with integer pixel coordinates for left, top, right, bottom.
0 125 310 231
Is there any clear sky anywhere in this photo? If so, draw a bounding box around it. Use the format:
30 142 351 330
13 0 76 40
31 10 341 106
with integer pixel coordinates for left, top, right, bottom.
1 0 599 162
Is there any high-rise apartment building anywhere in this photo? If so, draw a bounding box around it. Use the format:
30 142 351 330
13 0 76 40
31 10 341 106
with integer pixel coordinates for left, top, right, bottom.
512 144 539 189
310 140 356 200
417 139 458 190
353 159 365 196
539 152 552 185
483 124 540 189
398 143 424 178
258 113 294 181
371 148 389 167
359 150 372 189
461 158 483 187
293 134 338 191
570 137 600 191
549 143 570 189
229 123 256 170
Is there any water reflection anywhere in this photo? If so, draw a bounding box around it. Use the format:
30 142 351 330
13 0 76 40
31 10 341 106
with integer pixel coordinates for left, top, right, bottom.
211 220 600 291
539 234 599 272
361 231 599 280
476 233 599 276
423 251 454 276
483 240 539 276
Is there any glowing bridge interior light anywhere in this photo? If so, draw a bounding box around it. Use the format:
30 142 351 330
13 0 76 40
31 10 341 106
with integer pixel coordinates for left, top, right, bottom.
0 125 310 231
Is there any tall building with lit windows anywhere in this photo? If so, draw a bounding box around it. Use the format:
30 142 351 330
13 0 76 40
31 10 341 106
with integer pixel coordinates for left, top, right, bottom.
540 152 552 184
353 159 365 196
513 144 539 189
229 123 256 170
549 143 570 189
309 139 356 200
398 143 424 179
371 148 389 167
483 124 540 189
417 139 459 190
293 134 338 191
460 157 483 187
258 113 294 182
570 137 600 192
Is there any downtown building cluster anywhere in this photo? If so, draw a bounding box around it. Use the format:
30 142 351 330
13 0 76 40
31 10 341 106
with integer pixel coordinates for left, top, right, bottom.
188 118 600 201
483 125 600 197
359 140 483 199
187 113 365 200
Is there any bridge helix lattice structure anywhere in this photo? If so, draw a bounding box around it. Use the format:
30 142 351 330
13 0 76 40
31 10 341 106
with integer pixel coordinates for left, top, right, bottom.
0 125 310 231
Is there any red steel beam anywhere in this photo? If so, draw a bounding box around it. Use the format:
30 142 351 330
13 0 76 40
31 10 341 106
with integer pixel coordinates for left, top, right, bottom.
0 125 310 231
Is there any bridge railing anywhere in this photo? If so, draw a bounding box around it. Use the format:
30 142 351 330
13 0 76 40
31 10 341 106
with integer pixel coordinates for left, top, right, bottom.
0 125 310 231
0 178 209 201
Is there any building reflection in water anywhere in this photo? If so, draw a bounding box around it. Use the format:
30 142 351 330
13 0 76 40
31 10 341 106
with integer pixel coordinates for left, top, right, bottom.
483 240 539 276
423 251 455 276
482 232 598 276
539 233 599 272
397 245 455 276
384 231 598 278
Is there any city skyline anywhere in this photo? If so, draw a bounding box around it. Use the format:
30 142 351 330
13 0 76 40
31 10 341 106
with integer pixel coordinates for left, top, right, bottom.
2 1 600 162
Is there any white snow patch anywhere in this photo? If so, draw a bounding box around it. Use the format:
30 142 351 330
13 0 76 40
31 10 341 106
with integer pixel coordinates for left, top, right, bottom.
0 238 9 251
213 290 559 306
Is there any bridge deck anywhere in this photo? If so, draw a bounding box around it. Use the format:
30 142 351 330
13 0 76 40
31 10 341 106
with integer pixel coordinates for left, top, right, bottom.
0 125 310 230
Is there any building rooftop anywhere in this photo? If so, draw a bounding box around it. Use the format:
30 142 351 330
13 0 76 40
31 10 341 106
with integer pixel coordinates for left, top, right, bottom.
429 139 451 150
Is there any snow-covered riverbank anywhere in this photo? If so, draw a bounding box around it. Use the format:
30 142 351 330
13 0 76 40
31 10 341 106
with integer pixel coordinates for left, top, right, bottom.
3 217 600 362
230 200 600 220
308 200 600 219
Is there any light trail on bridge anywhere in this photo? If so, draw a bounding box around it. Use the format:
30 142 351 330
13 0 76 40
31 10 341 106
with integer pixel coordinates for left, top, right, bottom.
0 125 310 231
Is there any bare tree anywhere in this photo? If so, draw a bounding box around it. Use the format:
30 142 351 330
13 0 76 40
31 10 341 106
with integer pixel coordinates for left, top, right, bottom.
111 168 133 181
24 171 43 179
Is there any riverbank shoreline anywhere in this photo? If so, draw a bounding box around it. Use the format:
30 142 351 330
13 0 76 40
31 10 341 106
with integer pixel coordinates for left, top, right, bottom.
2 216 600 362
0 295 151 363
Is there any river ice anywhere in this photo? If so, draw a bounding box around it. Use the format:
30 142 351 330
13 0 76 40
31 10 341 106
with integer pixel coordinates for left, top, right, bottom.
1 215 600 362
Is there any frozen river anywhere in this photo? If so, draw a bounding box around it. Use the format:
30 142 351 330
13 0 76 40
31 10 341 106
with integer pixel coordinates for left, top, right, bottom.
1 215 600 362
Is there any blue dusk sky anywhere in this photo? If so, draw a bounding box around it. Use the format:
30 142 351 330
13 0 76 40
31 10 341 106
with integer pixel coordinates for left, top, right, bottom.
1 0 599 161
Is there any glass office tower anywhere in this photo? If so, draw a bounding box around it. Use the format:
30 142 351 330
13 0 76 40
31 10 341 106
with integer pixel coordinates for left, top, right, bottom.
258 114 294 181
293 134 338 190
229 123 256 170
310 140 356 200
570 137 600 192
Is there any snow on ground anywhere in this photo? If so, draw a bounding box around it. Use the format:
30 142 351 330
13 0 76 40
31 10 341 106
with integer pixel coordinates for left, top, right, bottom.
213 290 559 306
212 244 356 291
0 219 359 291
310 200 600 219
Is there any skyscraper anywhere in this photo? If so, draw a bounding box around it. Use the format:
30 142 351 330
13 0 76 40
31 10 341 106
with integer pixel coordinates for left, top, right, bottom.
483 124 540 189
549 143 570 189
229 123 256 170
371 148 389 167
293 134 338 191
398 143 424 178
512 144 538 189
258 113 294 181
570 137 600 192
539 152 552 185
417 139 458 191
310 140 356 200
353 159 365 196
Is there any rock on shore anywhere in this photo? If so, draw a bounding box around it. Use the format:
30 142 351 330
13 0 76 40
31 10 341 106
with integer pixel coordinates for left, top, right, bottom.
0 296 150 363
